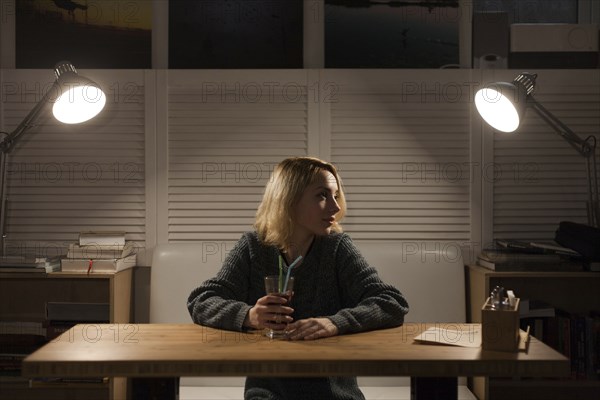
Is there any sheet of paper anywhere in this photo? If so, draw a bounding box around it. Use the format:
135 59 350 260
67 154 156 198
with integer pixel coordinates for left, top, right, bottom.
414 326 482 348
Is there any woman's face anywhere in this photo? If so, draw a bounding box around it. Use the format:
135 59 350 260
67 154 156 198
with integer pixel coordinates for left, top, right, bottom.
292 169 341 241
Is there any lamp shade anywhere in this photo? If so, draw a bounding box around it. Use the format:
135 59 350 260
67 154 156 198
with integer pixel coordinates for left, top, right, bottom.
51 62 106 124
474 73 537 133
475 82 522 132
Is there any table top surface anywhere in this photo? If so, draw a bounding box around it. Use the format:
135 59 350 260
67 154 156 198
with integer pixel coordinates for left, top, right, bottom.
22 323 569 378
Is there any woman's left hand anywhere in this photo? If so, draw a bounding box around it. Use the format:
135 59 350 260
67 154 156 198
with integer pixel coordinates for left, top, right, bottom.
285 318 338 341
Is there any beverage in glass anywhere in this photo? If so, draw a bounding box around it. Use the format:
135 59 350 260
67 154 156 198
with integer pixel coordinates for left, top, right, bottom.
263 275 294 339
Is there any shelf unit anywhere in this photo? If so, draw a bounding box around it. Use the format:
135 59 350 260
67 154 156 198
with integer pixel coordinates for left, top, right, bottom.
0 269 133 400
466 264 600 400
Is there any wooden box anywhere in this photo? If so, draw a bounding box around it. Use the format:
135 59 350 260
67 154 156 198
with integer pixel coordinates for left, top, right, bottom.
481 297 520 352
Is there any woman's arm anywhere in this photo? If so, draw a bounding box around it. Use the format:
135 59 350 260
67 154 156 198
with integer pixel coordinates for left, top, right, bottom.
187 234 295 333
186 235 253 331
327 235 410 335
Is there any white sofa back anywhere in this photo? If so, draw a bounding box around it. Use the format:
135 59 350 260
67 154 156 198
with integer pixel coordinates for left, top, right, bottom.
149 239 466 388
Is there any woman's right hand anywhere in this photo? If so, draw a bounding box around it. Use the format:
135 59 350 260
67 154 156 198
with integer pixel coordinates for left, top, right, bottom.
244 295 294 330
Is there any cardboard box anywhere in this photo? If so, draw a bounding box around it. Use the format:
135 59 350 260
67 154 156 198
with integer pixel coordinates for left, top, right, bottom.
482 297 520 352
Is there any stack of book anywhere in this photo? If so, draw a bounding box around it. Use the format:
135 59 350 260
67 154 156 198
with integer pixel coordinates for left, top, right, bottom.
477 240 583 272
60 231 137 273
496 239 582 256
0 256 61 274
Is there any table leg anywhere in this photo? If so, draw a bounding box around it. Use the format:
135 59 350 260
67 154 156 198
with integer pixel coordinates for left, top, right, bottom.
410 377 458 400
129 377 179 400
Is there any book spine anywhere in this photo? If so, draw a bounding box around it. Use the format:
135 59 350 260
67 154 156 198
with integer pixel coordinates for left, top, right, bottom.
584 316 596 380
576 316 586 379
561 316 572 378
594 316 600 379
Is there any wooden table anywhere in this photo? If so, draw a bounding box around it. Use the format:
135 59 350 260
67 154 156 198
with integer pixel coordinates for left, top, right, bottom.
22 323 569 400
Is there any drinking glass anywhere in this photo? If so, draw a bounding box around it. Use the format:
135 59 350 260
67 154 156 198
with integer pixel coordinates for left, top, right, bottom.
263 275 294 339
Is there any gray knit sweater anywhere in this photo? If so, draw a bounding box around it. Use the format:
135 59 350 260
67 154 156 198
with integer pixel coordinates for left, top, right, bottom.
187 232 409 400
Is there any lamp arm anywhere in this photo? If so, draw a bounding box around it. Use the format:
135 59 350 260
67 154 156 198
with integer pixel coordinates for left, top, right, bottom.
529 97 593 158
0 80 58 256
529 97 600 227
0 80 58 155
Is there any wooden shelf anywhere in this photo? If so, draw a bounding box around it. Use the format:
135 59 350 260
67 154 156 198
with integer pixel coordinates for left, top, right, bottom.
491 378 600 388
466 267 600 278
489 378 600 399
0 385 108 400
0 269 133 400
466 265 600 400
466 265 600 322
30 377 109 389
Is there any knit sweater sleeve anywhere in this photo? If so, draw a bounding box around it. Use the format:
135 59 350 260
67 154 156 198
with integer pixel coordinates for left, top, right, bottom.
186 234 253 332
327 234 409 335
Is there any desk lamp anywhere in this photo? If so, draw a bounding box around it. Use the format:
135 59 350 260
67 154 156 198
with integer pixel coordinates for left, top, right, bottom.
0 61 106 256
474 72 600 228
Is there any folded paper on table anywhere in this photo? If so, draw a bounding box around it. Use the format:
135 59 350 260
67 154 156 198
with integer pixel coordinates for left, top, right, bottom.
413 326 482 348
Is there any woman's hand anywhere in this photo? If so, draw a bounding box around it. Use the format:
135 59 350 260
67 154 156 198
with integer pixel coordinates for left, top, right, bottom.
285 318 338 341
244 295 294 330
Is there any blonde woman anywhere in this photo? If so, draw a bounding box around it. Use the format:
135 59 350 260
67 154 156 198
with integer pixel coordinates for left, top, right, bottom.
188 157 409 400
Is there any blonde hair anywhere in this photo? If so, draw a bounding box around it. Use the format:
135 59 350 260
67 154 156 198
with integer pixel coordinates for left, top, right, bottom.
255 157 346 249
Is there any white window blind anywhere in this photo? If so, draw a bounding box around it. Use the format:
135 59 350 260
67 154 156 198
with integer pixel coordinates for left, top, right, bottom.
326 71 472 241
2 70 146 258
167 71 310 242
492 70 600 241
4 69 597 255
